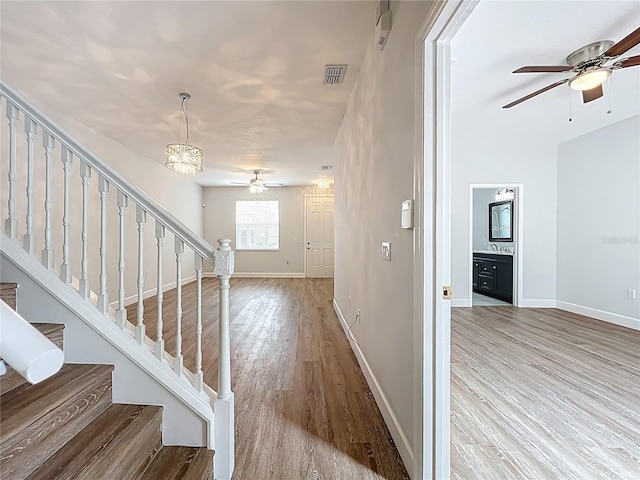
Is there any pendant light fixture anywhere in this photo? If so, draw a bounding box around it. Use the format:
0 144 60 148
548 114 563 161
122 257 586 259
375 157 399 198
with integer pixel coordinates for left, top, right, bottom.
165 92 203 175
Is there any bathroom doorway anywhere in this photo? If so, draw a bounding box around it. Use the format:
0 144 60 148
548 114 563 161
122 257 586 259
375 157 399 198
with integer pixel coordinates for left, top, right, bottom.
469 184 524 307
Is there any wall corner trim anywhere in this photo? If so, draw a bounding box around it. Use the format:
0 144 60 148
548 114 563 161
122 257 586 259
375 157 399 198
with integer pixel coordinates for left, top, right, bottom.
332 299 414 473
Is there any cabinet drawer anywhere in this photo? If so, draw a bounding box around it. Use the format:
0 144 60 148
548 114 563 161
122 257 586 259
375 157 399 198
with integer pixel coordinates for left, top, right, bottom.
478 274 494 292
478 261 496 277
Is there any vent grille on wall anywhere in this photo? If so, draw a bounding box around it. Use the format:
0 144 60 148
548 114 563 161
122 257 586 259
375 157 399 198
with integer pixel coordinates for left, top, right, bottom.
320 165 333 171
324 65 347 85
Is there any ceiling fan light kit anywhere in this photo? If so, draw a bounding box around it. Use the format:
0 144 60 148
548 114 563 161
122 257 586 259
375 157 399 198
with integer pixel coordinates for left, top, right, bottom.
232 170 283 193
568 67 611 91
165 92 204 175
503 26 640 109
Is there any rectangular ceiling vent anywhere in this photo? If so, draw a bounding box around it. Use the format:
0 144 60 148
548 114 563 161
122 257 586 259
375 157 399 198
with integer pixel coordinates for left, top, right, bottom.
320 165 333 171
324 65 347 85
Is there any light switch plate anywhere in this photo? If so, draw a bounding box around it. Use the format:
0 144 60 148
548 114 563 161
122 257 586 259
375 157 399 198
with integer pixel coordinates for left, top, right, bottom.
382 242 391 261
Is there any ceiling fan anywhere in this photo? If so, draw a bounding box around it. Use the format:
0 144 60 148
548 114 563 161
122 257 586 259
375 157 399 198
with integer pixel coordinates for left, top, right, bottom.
503 26 640 109
231 170 283 193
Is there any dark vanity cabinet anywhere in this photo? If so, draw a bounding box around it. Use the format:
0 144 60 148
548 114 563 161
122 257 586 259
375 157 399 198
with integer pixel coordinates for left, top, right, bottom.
472 253 513 303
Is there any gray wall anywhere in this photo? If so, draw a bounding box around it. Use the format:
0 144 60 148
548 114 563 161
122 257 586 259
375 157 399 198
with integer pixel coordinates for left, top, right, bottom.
557 115 640 321
334 0 437 467
202 185 333 275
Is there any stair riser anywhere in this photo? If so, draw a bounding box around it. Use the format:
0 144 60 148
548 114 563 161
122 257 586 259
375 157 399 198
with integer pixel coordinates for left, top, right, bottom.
0 366 113 479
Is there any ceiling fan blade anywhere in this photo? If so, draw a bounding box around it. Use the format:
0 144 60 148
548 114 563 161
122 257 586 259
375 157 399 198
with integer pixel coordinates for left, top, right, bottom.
582 84 603 103
231 182 250 186
618 54 640 68
512 65 573 73
263 183 284 187
502 79 569 109
605 26 640 57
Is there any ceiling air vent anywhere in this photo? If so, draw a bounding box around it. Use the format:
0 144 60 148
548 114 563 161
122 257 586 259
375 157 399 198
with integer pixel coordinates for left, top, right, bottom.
320 165 333 171
324 65 347 85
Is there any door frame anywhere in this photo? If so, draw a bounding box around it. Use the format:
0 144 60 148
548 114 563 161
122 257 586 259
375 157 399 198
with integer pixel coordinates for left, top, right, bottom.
303 194 334 278
414 0 479 478
468 184 524 307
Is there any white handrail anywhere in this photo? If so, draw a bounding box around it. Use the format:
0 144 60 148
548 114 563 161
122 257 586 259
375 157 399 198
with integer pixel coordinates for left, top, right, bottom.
0 299 64 384
0 83 216 262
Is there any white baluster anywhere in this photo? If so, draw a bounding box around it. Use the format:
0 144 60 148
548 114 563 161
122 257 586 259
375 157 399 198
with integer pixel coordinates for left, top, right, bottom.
4 103 19 239
135 205 146 343
214 238 235 480
42 132 55 269
154 221 165 359
194 254 203 392
174 238 184 374
78 161 91 297
214 239 234 399
60 147 73 284
97 176 109 313
23 118 37 253
115 191 128 328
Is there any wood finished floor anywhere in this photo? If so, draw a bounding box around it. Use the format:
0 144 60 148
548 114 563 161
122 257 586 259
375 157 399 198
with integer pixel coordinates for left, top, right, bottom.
130 278 409 480
451 306 640 480
131 279 640 479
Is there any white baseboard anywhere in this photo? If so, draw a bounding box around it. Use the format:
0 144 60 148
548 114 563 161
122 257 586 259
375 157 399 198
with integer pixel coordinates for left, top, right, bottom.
204 272 306 279
556 301 640 331
110 275 197 308
332 299 413 472
519 299 556 308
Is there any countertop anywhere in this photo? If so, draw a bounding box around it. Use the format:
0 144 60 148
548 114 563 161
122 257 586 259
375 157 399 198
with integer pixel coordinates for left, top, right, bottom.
473 250 514 256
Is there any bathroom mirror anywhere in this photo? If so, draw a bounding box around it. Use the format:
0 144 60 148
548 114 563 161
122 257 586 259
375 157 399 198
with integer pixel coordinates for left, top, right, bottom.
489 200 513 242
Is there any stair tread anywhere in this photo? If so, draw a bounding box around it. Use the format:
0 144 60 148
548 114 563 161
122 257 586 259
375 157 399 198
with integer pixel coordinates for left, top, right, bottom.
26 403 163 480
140 446 214 480
0 363 113 440
0 282 18 309
33 322 65 336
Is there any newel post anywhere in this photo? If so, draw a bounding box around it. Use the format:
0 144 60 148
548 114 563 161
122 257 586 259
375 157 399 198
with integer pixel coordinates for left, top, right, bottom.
213 238 234 480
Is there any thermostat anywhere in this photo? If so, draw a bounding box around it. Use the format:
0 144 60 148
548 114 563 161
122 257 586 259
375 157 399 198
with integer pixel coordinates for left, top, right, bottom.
401 200 413 229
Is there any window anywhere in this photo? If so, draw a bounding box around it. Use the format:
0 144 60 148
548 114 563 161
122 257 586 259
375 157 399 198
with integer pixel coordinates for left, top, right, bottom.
235 200 279 251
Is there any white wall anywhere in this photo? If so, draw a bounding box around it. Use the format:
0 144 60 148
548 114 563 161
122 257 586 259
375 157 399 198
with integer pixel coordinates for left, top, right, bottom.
0 93 204 308
557 115 640 324
203 185 333 275
334 0 436 470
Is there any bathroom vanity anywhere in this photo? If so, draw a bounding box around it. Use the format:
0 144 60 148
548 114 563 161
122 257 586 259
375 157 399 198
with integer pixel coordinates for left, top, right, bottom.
472 251 513 303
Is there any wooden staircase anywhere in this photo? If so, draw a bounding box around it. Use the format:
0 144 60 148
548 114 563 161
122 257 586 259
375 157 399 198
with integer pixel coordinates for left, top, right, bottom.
0 284 214 480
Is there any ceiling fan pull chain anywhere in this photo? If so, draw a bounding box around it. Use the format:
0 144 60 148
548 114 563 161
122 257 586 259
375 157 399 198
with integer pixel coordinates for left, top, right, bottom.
568 91 572 123
606 77 612 115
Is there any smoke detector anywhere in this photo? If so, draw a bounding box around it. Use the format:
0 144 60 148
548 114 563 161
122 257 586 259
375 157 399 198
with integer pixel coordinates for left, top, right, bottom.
324 65 347 85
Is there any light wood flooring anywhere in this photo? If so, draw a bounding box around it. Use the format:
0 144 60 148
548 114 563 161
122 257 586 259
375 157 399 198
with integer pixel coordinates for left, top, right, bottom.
130 278 409 480
452 306 640 480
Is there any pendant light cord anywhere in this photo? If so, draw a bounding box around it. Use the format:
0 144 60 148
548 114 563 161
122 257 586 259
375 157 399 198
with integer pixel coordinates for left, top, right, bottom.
182 97 190 144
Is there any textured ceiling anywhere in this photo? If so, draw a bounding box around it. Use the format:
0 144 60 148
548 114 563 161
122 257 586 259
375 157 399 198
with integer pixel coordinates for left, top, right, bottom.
452 0 640 144
1 1 377 187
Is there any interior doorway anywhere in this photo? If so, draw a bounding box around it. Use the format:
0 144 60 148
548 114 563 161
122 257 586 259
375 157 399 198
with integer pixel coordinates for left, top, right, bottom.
304 195 334 278
469 184 524 307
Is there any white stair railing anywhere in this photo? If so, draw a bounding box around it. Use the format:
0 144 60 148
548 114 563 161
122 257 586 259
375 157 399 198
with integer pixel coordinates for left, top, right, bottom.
0 83 235 480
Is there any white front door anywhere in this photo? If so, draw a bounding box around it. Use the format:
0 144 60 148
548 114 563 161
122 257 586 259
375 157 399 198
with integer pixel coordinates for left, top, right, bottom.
305 195 334 278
